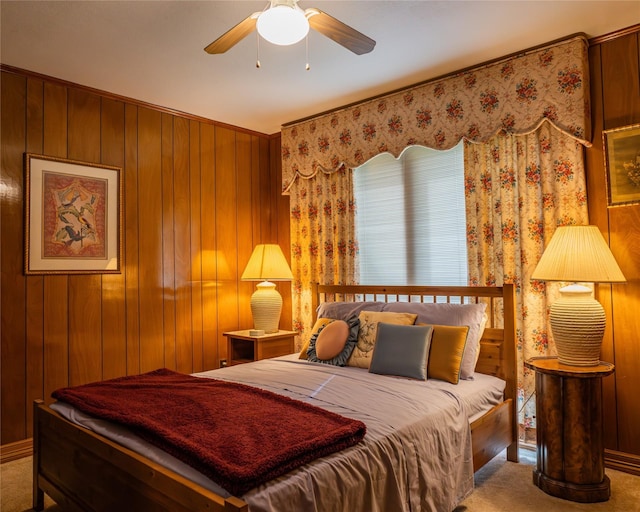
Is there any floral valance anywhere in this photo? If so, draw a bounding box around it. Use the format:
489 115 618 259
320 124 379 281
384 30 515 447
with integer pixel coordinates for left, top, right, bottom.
281 35 590 192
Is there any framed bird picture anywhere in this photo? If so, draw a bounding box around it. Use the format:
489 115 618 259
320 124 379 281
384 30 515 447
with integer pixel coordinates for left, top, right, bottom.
24 154 122 274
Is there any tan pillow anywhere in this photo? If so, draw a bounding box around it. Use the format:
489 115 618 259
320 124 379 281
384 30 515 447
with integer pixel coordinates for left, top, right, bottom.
315 320 350 360
347 311 417 369
298 318 333 359
427 325 469 384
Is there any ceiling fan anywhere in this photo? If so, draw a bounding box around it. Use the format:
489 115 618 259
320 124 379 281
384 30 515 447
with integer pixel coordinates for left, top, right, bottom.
204 0 376 56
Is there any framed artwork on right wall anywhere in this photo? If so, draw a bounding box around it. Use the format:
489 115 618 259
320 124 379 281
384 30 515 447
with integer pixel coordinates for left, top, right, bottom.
603 123 640 207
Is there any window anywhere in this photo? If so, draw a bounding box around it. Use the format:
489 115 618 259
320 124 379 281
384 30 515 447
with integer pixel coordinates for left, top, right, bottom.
353 143 467 286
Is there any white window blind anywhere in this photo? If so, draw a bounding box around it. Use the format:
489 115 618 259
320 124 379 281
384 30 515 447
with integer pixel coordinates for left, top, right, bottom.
354 143 467 286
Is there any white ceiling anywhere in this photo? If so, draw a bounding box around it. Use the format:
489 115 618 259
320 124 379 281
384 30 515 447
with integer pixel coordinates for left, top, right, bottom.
1 1 638 135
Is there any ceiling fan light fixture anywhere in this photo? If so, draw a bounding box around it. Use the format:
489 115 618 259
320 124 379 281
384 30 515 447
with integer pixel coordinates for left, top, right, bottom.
256 3 309 46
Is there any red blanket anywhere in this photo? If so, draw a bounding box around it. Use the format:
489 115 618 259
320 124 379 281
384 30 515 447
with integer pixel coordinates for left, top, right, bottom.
52 368 366 496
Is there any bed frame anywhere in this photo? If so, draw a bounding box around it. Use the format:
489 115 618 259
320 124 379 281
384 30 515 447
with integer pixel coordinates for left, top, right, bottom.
33 284 518 512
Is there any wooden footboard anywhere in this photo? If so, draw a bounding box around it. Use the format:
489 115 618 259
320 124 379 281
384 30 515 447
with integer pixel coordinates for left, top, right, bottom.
33 400 248 512
471 399 514 471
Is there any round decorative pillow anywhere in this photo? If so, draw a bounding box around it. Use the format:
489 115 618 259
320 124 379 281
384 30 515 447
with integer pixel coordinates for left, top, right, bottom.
315 320 350 360
306 317 359 366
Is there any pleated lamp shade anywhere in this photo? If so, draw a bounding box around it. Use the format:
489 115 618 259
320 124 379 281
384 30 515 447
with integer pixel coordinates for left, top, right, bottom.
531 226 626 283
241 244 293 334
531 226 625 366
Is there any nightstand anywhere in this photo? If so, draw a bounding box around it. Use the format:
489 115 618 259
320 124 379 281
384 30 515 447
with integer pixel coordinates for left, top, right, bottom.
223 330 297 366
525 356 615 503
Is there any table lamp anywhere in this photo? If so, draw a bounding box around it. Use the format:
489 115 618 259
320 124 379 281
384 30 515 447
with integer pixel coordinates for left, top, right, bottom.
241 244 293 334
531 225 626 366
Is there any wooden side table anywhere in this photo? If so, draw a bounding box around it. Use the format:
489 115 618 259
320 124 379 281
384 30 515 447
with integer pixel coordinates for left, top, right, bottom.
525 356 615 503
223 330 297 366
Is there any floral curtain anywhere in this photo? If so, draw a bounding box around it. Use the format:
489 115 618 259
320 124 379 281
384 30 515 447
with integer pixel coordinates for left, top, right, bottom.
281 36 590 193
464 120 589 436
288 168 358 348
283 35 592 440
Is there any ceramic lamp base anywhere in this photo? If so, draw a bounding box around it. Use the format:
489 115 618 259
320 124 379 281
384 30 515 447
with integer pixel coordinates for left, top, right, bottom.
250 281 282 334
550 284 606 367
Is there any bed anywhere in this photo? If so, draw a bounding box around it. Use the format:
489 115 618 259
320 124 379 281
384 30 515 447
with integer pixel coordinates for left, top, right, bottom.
33 284 518 512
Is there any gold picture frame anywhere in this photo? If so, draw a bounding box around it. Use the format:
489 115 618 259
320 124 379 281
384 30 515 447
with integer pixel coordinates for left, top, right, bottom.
603 123 640 207
25 154 123 274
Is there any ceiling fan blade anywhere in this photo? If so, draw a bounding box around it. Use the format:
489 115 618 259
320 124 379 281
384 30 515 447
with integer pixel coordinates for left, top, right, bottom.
204 12 260 54
306 8 375 55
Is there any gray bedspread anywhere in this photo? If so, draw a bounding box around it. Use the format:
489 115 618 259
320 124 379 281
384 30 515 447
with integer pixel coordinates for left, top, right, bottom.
53 355 505 511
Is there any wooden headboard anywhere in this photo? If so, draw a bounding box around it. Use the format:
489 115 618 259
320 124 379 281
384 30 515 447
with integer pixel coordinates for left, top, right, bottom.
311 283 518 446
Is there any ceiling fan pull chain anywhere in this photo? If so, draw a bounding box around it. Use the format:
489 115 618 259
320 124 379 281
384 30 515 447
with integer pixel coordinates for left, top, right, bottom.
256 31 261 68
305 34 310 71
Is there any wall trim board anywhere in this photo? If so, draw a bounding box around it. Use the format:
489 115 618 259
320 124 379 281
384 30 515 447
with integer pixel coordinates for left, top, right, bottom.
0 439 32 464
0 63 273 138
589 24 640 45
605 449 640 477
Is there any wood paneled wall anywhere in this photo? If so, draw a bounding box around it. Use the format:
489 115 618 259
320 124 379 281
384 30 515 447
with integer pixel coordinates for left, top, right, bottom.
586 26 640 472
0 68 290 446
3 28 640 473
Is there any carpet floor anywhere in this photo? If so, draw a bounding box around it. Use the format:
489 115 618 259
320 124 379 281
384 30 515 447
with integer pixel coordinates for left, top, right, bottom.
2 449 639 511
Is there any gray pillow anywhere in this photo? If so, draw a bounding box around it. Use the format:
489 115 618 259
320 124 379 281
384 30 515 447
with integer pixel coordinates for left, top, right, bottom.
316 301 387 320
383 302 486 379
368 323 433 380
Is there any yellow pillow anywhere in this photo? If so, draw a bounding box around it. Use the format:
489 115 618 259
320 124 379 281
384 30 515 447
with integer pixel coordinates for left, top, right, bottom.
298 318 333 359
347 311 417 369
427 325 469 384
